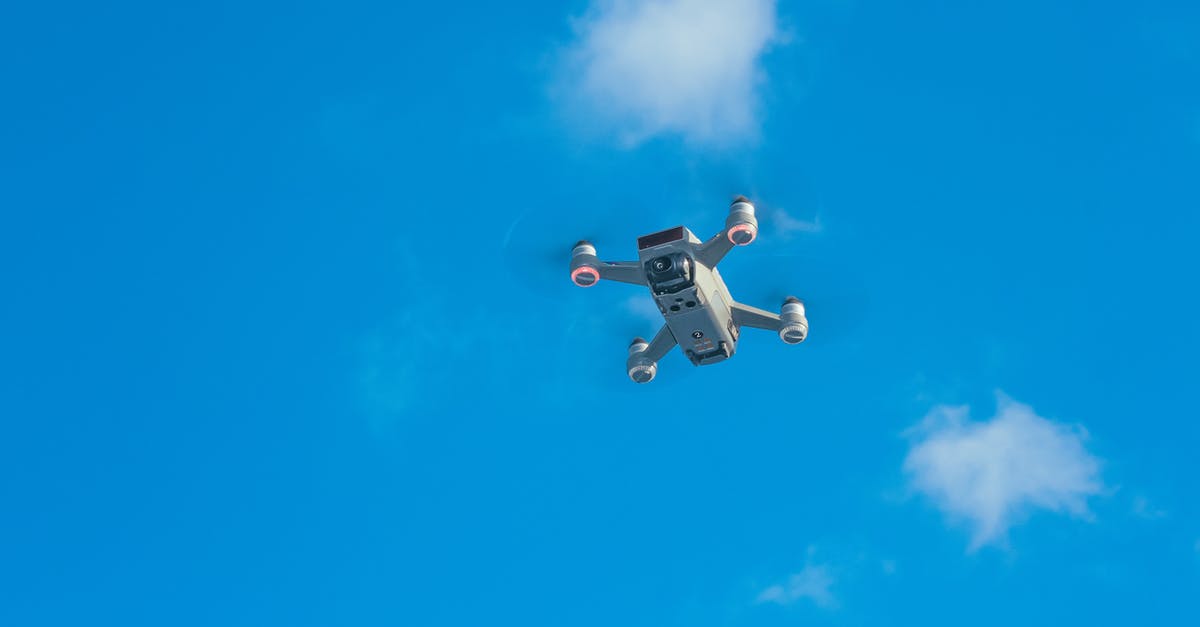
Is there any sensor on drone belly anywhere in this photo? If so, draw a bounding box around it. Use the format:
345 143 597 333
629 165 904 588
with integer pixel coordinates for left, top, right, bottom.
569 196 808 383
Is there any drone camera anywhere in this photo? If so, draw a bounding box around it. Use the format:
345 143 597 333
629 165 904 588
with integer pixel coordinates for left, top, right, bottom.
645 252 693 295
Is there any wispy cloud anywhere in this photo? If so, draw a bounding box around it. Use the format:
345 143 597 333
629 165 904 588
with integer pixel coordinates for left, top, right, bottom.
770 208 821 236
903 393 1104 550
755 563 836 609
558 0 782 146
1131 496 1167 520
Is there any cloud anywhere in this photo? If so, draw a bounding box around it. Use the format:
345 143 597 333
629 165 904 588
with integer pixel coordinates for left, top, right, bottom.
1131 496 1167 520
559 0 782 146
755 563 836 609
770 208 821 236
903 394 1104 550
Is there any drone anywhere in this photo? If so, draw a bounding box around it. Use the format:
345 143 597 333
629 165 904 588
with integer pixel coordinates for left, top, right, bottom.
569 196 808 383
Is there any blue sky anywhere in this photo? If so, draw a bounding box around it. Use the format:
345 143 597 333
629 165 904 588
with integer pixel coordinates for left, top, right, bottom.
2 1 1199 625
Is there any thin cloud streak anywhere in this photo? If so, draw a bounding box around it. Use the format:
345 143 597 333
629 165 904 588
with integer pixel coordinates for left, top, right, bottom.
755 563 837 609
771 208 821 236
1131 496 1167 520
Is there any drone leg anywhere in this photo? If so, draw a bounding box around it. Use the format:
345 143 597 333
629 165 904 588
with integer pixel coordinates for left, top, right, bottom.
626 325 677 383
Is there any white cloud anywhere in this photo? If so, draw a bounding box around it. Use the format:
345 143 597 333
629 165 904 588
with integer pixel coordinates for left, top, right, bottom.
755 563 836 609
560 0 781 146
770 208 821 236
903 394 1104 550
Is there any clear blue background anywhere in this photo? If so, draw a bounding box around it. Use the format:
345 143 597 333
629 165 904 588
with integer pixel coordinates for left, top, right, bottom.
2 1 1198 625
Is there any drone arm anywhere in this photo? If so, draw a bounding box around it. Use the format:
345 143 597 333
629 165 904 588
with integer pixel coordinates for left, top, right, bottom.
571 241 647 287
733 298 809 344
626 325 677 383
696 197 758 268
695 233 735 268
642 324 678 362
730 302 781 331
596 261 647 286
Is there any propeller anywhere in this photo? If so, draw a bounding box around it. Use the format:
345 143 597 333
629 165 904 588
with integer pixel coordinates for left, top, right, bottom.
730 276 868 348
498 206 629 302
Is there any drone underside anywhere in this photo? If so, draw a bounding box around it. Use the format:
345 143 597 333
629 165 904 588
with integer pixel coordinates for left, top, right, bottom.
569 196 808 383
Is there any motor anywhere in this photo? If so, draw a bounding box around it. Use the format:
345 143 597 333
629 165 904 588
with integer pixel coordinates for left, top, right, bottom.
626 337 657 383
570 240 600 287
779 297 808 344
725 196 758 246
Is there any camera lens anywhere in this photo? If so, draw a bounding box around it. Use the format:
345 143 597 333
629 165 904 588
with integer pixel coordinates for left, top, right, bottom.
652 256 673 272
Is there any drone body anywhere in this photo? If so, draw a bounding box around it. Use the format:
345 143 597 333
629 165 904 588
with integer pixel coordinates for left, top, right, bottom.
570 196 808 383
